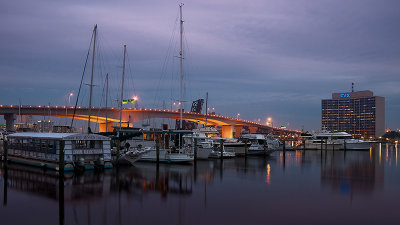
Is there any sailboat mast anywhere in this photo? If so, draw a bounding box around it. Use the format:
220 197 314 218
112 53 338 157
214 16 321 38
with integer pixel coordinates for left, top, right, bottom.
179 3 184 129
105 73 109 133
119 45 127 131
205 92 208 127
88 24 97 132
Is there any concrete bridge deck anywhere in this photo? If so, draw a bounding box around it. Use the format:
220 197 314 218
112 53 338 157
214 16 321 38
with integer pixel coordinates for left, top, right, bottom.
0 105 301 138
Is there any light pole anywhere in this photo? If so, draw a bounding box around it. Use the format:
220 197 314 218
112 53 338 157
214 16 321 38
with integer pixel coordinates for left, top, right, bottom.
67 93 73 106
236 113 240 120
267 117 273 128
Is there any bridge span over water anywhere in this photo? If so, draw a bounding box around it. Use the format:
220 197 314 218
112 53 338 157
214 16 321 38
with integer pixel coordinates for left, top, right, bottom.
0 105 301 138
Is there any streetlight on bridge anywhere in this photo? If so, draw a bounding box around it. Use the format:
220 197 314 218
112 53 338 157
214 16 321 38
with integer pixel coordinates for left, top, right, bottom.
267 117 273 128
67 92 74 106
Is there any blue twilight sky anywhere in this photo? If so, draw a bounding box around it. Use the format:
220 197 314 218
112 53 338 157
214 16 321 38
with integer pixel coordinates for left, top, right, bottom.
1 0 400 131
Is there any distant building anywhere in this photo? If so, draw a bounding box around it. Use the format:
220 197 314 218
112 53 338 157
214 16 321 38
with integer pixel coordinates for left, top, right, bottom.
321 90 385 138
36 120 54 133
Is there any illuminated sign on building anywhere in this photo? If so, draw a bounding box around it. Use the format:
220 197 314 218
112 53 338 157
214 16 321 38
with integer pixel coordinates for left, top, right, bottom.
340 93 351 98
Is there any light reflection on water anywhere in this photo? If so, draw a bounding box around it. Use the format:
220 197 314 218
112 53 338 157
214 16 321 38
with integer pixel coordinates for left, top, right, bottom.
1 144 400 225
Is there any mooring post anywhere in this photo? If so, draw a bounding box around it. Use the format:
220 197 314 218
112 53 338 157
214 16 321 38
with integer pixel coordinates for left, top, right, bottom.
156 138 160 164
325 139 328 150
116 139 120 166
220 139 224 160
283 140 286 159
282 140 286 169
263 141 267 157
59 141 65 172
344 139 347 151
3 139 8 206
320 140 323 151
58 141 65 225
194 138 198 161
303 139 306 151
3 139 8 167
244 139 248 157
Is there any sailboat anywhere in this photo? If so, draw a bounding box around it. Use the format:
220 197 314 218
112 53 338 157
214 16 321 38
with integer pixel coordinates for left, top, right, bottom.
138 4 194 164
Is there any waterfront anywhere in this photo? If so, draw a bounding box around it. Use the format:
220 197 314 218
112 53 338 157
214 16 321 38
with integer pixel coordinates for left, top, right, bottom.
1 144 400 225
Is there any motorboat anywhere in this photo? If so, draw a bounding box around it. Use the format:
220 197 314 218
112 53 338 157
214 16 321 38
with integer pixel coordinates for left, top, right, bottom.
208 150 235 158
240 134 278 155
182 130 214 159
304 131 373 150
117 147 152 165
139 148 194 164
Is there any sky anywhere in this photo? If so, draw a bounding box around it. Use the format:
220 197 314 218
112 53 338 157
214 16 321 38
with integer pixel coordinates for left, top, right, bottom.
1 0 400 131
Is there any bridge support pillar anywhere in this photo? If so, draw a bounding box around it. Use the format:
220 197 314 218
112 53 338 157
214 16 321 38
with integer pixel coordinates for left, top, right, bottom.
248 126 258 134
221 125 233 139
99 121 114 133
4 113 16 132
234 125 243 138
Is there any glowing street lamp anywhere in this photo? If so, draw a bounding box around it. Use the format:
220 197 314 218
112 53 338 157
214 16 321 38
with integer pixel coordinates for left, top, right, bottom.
267 117 273 127
236 113 240 120
67 92 74 106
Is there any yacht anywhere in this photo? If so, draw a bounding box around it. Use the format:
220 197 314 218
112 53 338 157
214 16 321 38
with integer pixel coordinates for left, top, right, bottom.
304 131 373 150
182 130 214 159
138 148 194 163
208 139 236 158
117 147 152 165
240 134 278 155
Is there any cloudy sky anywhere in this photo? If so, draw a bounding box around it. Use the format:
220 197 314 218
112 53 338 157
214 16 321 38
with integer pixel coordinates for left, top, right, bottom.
1 0 399 131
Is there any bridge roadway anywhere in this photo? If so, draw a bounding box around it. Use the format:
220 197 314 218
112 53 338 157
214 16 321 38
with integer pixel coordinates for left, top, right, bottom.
0 105 301 138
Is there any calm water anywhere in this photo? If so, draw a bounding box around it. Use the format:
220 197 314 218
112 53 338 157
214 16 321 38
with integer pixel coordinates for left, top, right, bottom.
1 144 400 225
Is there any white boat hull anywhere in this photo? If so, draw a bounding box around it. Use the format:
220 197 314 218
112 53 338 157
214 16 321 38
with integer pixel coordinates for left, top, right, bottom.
139 150 194 163
208 151 235 158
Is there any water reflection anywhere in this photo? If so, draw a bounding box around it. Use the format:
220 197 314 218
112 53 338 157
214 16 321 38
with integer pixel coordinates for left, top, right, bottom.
1 146 400 225
320 149 384 196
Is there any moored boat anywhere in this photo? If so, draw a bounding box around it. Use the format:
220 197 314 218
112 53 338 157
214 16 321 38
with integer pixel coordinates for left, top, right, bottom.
138 149 194 164
5 132 113 171
304 131 373 150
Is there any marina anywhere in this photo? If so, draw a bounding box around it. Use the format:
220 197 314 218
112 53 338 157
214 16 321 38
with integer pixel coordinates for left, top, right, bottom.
1 144 400 225
1 1 399 225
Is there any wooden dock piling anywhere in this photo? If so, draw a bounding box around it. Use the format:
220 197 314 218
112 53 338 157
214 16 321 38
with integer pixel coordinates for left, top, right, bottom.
263 142 267 157
325 139 328 150
244 139 248 157
3 140 8 206
59 141 65 172
156 138 160 164
3 140 8 167
283 140 286 159
194 138 198 161
116 139 120 166
220 139 224 159
58 141 65 225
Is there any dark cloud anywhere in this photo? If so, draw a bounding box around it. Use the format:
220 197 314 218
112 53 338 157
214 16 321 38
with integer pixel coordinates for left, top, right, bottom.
1 0 399 130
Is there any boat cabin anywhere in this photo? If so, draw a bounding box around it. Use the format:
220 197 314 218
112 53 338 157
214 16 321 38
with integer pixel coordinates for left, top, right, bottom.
6 132 112 171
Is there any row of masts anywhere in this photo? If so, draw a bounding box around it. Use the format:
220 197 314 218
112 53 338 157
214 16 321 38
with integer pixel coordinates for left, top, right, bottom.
86 25 127 133
85 4 197 133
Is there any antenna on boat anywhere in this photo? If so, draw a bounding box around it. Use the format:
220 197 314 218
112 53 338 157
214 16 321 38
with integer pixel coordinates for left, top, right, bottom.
88 24 97 133
179 3 184 130
205 92 208 127
119 45 127 134
105 73 109 133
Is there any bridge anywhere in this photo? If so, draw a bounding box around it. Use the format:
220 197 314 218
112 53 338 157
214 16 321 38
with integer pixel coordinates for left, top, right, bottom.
0 105 301 138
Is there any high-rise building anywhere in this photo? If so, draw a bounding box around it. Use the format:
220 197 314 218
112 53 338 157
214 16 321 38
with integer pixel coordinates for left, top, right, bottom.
321 90 385 138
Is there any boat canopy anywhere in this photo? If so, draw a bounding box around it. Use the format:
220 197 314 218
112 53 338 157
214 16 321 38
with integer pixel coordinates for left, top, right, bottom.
7 132 110 141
